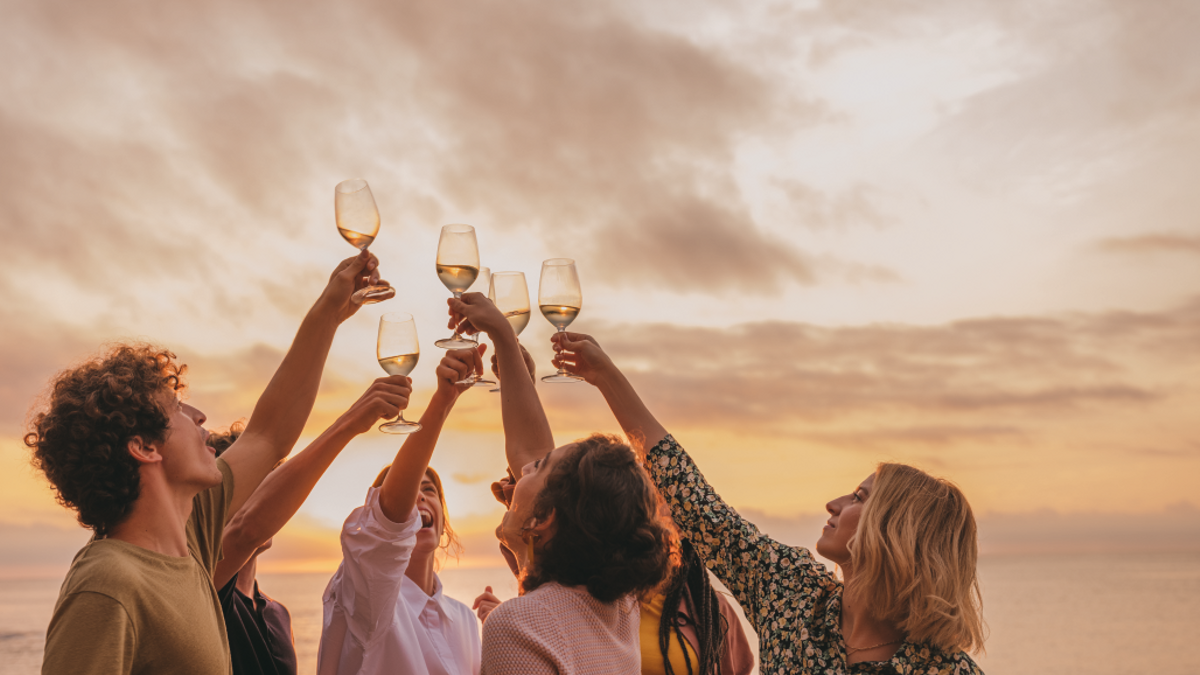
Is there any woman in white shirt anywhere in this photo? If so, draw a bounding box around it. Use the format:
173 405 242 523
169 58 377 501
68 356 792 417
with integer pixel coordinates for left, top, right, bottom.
318 348 486 675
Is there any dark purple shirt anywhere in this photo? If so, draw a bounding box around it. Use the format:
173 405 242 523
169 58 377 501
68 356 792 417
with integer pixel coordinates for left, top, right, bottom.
218 574 298 675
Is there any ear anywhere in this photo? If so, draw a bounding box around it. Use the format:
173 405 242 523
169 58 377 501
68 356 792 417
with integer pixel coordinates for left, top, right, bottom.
126 436 164 465
527 510 555 539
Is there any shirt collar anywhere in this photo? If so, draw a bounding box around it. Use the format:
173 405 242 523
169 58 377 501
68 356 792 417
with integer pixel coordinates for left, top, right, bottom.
400 573 445 610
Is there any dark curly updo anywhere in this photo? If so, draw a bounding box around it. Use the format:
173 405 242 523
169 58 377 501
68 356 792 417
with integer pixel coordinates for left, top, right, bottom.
24 344 186 537
521 434 672 603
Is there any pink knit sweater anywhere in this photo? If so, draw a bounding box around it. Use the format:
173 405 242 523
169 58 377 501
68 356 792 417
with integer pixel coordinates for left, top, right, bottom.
480 582 641 675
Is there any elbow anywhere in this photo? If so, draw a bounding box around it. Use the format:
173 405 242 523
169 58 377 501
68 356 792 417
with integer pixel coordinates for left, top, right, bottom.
223 513 266 556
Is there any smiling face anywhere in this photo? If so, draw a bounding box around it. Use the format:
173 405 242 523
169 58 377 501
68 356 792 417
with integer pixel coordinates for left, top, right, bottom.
414 473 446 554
156 394 223 491
496 444 570 560
815 472 876 565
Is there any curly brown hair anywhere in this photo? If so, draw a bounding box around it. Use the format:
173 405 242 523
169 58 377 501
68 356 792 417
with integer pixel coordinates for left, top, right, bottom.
24 344 186 537
521 434 672 603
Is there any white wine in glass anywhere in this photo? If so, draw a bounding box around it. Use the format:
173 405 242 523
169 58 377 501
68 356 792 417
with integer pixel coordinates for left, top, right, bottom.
335 179 394 304
434 224 481 349
455 267 498 387
377 312 422 434
488 271 531 393
539 258 583 383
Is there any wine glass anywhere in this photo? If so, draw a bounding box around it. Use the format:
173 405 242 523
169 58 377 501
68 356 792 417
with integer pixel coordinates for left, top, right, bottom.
488 271 531 393
335 179 394 304
539 258 583 383
455 267 498 387
377 312 422 434
434 224 480 349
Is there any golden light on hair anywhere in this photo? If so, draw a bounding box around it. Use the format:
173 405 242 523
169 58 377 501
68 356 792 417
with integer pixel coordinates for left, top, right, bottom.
372 465 463 568
846 463 986 654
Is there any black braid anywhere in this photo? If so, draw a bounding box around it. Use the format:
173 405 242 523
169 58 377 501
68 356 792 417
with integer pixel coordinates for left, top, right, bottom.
658 539 727 675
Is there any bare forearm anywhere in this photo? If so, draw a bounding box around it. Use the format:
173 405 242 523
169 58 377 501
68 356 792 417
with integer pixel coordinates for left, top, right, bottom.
215 417 358 587
379 390 459 522
493 330 554 475
593 369 668 457
241 301 341 452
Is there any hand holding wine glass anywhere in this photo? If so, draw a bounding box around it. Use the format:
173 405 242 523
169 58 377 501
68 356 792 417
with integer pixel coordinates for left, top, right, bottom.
434 224 481 349
446 292 512 340
335 375 414 436
377 313 422 434
550 332 616 386
335 179 394 304
438 346 488 393
316 250 385 323
538 258 583 383
455 267 498 387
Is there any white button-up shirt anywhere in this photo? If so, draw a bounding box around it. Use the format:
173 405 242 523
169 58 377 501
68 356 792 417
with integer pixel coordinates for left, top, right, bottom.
318 487 481 675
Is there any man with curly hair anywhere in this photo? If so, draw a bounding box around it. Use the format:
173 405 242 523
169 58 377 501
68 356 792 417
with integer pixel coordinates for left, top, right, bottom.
26 251 410 675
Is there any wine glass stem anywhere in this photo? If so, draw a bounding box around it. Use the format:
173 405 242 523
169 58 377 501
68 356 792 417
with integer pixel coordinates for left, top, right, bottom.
452 292 463 339
557 327 568 376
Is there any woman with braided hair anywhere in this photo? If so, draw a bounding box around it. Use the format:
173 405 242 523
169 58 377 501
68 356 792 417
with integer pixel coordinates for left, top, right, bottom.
640 537 754 675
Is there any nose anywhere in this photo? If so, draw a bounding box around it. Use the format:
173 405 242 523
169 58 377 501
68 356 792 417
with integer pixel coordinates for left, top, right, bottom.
521 460 536 477
826 498 839 516
183 403 207 427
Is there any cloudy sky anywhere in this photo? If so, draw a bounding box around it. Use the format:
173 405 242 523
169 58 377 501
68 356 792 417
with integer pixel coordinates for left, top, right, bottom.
2 0 1198 577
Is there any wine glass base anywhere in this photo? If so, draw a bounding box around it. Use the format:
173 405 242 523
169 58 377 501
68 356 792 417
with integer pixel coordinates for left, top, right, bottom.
354 285 395 305
541 373 584 383
379 420 423 434
457 376 498 387
435 336 479 349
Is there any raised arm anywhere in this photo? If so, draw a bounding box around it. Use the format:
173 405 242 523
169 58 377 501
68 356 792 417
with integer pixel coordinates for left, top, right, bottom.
213 375 412 588
219 251 384 516
549 332 667 454
555 332 823 632
449 292 553 476
376 347 478 522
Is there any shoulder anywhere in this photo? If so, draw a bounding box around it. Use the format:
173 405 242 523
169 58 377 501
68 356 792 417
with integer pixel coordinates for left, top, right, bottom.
484 587 559 634
60 541 151 598
899 644 984 675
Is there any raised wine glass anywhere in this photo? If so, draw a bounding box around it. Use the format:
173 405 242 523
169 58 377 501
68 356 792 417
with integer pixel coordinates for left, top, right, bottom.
434 224 480 349
377 312 422 434
455 267 498 387
335 179 394 304
488 271 531 392
539 258 583 383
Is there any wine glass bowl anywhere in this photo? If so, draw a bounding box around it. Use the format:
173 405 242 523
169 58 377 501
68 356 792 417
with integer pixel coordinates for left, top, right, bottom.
335 179 394 304
377 312 422 434
434 224 481 349
538 258 584 383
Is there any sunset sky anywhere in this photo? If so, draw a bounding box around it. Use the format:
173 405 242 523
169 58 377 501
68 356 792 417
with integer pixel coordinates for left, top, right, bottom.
2 0 1198 578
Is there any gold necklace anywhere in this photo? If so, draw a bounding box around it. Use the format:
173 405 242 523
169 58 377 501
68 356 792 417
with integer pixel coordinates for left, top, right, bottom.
846 639 902 656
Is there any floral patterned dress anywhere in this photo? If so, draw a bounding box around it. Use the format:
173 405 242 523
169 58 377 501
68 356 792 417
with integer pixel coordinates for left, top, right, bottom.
645 435 983 675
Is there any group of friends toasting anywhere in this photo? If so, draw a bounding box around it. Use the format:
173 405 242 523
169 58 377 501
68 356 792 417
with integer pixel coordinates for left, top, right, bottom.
26 184 986 675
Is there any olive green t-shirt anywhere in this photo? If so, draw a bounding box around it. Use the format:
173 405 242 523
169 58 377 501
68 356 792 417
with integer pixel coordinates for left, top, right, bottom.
42 459 236 675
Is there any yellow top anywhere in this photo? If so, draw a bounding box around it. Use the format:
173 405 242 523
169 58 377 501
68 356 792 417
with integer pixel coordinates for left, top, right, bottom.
639 590 700 675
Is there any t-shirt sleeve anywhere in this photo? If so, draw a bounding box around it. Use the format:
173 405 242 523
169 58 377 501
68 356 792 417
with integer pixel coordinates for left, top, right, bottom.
645 434 832 635
42 591 136 675
322 487 422 646
188 458 235 574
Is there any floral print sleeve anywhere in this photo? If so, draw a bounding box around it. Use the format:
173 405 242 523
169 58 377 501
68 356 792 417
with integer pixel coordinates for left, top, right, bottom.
644 435 836 636
645 435 986 675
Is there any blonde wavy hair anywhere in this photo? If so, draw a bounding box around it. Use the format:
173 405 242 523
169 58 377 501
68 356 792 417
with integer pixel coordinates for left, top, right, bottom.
845 463 985 654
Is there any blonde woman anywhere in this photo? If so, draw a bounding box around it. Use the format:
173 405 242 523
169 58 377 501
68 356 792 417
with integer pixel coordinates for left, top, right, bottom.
549 331 986 675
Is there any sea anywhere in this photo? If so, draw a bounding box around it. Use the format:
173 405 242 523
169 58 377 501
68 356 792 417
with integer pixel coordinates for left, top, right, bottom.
3 551 1198 675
